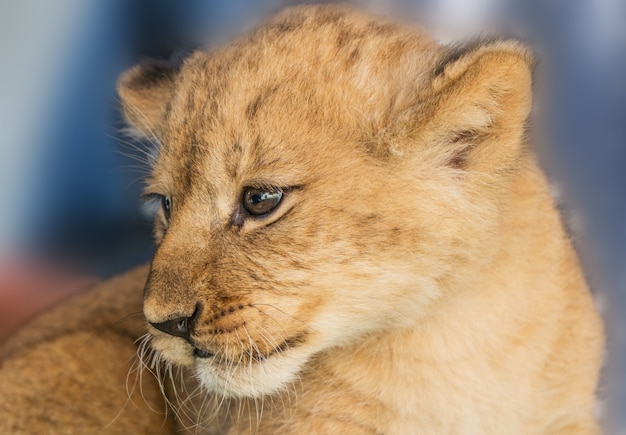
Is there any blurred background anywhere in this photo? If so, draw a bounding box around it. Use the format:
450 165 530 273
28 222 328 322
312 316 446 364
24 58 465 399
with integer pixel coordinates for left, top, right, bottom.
0 0 624 431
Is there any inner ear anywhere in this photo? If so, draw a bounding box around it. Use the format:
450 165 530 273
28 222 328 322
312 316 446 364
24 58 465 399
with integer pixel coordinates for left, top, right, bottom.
117 60 180 138
408 39 535 171
446 129 485 169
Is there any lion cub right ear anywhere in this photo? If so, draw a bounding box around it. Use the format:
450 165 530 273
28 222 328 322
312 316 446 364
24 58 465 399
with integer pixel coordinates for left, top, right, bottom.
117 61 179 137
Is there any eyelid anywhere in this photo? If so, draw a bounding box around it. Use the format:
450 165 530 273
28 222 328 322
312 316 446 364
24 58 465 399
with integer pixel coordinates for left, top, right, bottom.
244 184 302 195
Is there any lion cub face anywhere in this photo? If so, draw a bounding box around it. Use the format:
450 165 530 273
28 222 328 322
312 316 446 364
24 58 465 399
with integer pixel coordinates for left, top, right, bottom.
118 5 532 397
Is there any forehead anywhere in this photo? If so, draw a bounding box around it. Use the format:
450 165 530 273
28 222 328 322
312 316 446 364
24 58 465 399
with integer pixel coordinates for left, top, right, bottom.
155 69 344 195
151 6 438 192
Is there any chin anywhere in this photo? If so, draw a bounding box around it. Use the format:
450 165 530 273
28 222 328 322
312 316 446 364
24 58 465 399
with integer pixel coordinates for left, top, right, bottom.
193 343 315 398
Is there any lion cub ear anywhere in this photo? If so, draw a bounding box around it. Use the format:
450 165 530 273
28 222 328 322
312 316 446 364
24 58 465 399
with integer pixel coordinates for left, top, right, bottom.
413 39 534 171
117 60 179 137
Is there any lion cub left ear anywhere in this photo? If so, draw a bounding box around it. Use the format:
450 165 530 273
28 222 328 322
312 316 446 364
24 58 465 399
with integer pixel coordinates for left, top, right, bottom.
412 39 534 171
117 60 179 138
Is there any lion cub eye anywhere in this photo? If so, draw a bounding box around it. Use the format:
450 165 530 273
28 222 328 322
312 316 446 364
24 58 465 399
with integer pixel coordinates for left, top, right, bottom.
161 195 171 220
243 187 283 216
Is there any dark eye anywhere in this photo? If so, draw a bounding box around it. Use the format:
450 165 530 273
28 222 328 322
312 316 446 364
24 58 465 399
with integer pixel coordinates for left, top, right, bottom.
242 187 283 216
161 195 171 220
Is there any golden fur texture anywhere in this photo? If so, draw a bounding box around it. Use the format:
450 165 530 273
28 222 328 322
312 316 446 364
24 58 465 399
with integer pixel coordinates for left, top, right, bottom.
0 266 176 433
0 4 604 434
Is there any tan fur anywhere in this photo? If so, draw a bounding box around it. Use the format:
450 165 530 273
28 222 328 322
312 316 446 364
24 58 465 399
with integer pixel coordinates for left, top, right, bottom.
0 267 177 433
0 5 603 434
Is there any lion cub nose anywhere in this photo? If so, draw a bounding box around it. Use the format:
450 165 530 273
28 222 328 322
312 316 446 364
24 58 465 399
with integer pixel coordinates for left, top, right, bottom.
149 317 192 340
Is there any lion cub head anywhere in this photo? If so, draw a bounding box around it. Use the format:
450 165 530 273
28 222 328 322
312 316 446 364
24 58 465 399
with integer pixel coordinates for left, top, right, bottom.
118 5 532 398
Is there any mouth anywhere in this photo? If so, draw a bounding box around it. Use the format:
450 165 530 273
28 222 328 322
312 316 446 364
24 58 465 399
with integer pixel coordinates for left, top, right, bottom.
191 330 315 398
193 348 214 358
192 331 308 362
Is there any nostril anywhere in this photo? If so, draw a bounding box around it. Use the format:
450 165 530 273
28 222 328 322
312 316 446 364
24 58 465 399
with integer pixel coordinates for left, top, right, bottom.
147 303 202 341
149 316 191 340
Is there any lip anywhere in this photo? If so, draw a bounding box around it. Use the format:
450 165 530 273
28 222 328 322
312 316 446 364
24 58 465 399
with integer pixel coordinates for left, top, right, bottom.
194 348 215 358
192 331 308 362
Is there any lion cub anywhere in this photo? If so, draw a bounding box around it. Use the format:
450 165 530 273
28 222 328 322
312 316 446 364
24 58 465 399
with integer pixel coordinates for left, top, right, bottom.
0 4 604 434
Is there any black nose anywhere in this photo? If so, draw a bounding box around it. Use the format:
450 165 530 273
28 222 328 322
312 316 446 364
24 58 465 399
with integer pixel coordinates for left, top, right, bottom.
149 317 191 340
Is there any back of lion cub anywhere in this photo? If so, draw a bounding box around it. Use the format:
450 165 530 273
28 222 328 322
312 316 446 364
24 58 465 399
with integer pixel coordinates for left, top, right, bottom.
0 4 603 434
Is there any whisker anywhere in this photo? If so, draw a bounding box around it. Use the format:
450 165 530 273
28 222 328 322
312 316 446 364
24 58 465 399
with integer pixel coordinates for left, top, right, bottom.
249 303 318 334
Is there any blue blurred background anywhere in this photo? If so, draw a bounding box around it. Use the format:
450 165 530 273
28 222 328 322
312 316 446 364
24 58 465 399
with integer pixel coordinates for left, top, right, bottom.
0 0 623 431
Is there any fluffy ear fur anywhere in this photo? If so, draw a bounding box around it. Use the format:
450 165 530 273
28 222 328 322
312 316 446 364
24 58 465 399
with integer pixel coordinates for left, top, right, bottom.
117 60 179 137
404 39 534 172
